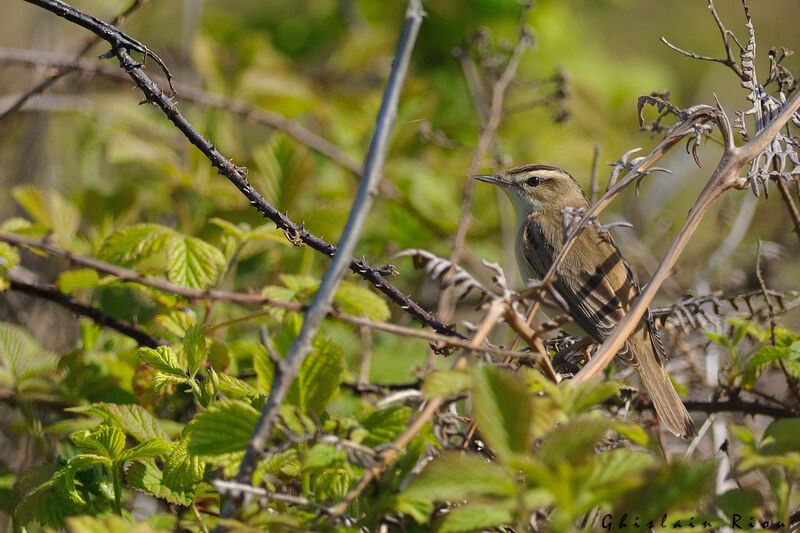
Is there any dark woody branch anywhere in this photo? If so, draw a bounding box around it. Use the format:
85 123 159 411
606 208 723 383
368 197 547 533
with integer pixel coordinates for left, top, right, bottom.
6 274 166 348
21 0 458 340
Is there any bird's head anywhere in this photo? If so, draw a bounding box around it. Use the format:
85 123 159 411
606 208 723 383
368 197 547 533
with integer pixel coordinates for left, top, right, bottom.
475 164 587 217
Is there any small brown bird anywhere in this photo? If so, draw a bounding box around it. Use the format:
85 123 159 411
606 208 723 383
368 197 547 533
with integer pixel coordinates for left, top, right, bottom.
476 164 694 438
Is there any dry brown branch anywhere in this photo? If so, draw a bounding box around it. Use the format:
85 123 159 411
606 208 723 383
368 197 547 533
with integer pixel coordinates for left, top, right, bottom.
573 92 800 386
438 22 532 320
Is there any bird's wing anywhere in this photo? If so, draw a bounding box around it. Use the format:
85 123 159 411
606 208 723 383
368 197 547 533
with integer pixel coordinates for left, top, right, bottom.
522 219 659 366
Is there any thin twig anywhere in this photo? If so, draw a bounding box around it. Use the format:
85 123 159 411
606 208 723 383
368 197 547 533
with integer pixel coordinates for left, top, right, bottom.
438 23 531 321
590 143 601 204
775 178 800 244
19 0 456 338
227 0 424 514
754 240 777 345
6 274 166 347
0 47 449 236
0 0 149 123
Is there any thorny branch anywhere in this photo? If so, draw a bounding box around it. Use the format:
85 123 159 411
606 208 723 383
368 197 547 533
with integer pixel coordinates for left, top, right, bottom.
20 0 458 340
225 0 424 518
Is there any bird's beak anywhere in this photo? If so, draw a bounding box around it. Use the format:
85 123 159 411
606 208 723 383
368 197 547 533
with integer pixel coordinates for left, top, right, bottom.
474 174 509 187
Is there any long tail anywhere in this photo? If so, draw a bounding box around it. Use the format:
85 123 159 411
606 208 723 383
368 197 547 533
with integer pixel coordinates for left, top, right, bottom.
632 337 695 439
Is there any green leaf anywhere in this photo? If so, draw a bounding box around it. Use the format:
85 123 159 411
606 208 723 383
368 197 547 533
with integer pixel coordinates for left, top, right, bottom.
251 133 313 212
0 322 60 388
743 345 790 387
436 502 513 533
126 460 196 506
138 346 185 377
10 463 80 528
334 282 391 321
537 413 613 468
471 366 533 461
98 223 173 266
166 236 225 288
64 454 111 503
422 369 472 399
153 310 196 337
162 440 206 491
183 324 207 377
209 217 246 240
287 337 344 415
303 443 344 472
761 418 800 455
564 380 620 416
67 402 170 442
12 185 80 245
716 488 761 519
187 400 259 456
614 460 716 520
253 343 275 393
359 405 412 447
74 425 126 460
216 372 259 398
0 242 20 273
399 452 516 522
56 269 100 293
119 439 172 462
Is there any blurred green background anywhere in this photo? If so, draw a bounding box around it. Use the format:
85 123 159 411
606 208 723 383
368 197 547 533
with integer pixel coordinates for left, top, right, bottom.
1 0 799 381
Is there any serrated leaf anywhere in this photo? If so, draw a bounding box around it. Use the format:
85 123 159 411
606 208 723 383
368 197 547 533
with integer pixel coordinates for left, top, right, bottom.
359 405 412 447
289 336 344 415
64 454 111 503
153 310 196 337
0 322 60 387
334 282 390 321
64 514 161 533
74 425 126 460
126 460 195 506
98 223 173 266
138 346 185 377
166 236 225 288
252 343 275 393
187 400 259 456
119 439 172 462
399 452 516 522
216 372 259 398
183 324 207 377
743 345 790 387
9 463 79 528
163 440 206 491
252 133 313 212
437 502 513 533
472 366 533 461
422 369 472 399
56 269 100 293
67 402 169 442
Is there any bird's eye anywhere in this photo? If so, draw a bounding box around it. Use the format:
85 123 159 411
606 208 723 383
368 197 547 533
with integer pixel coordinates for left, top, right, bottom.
525 176 541 187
